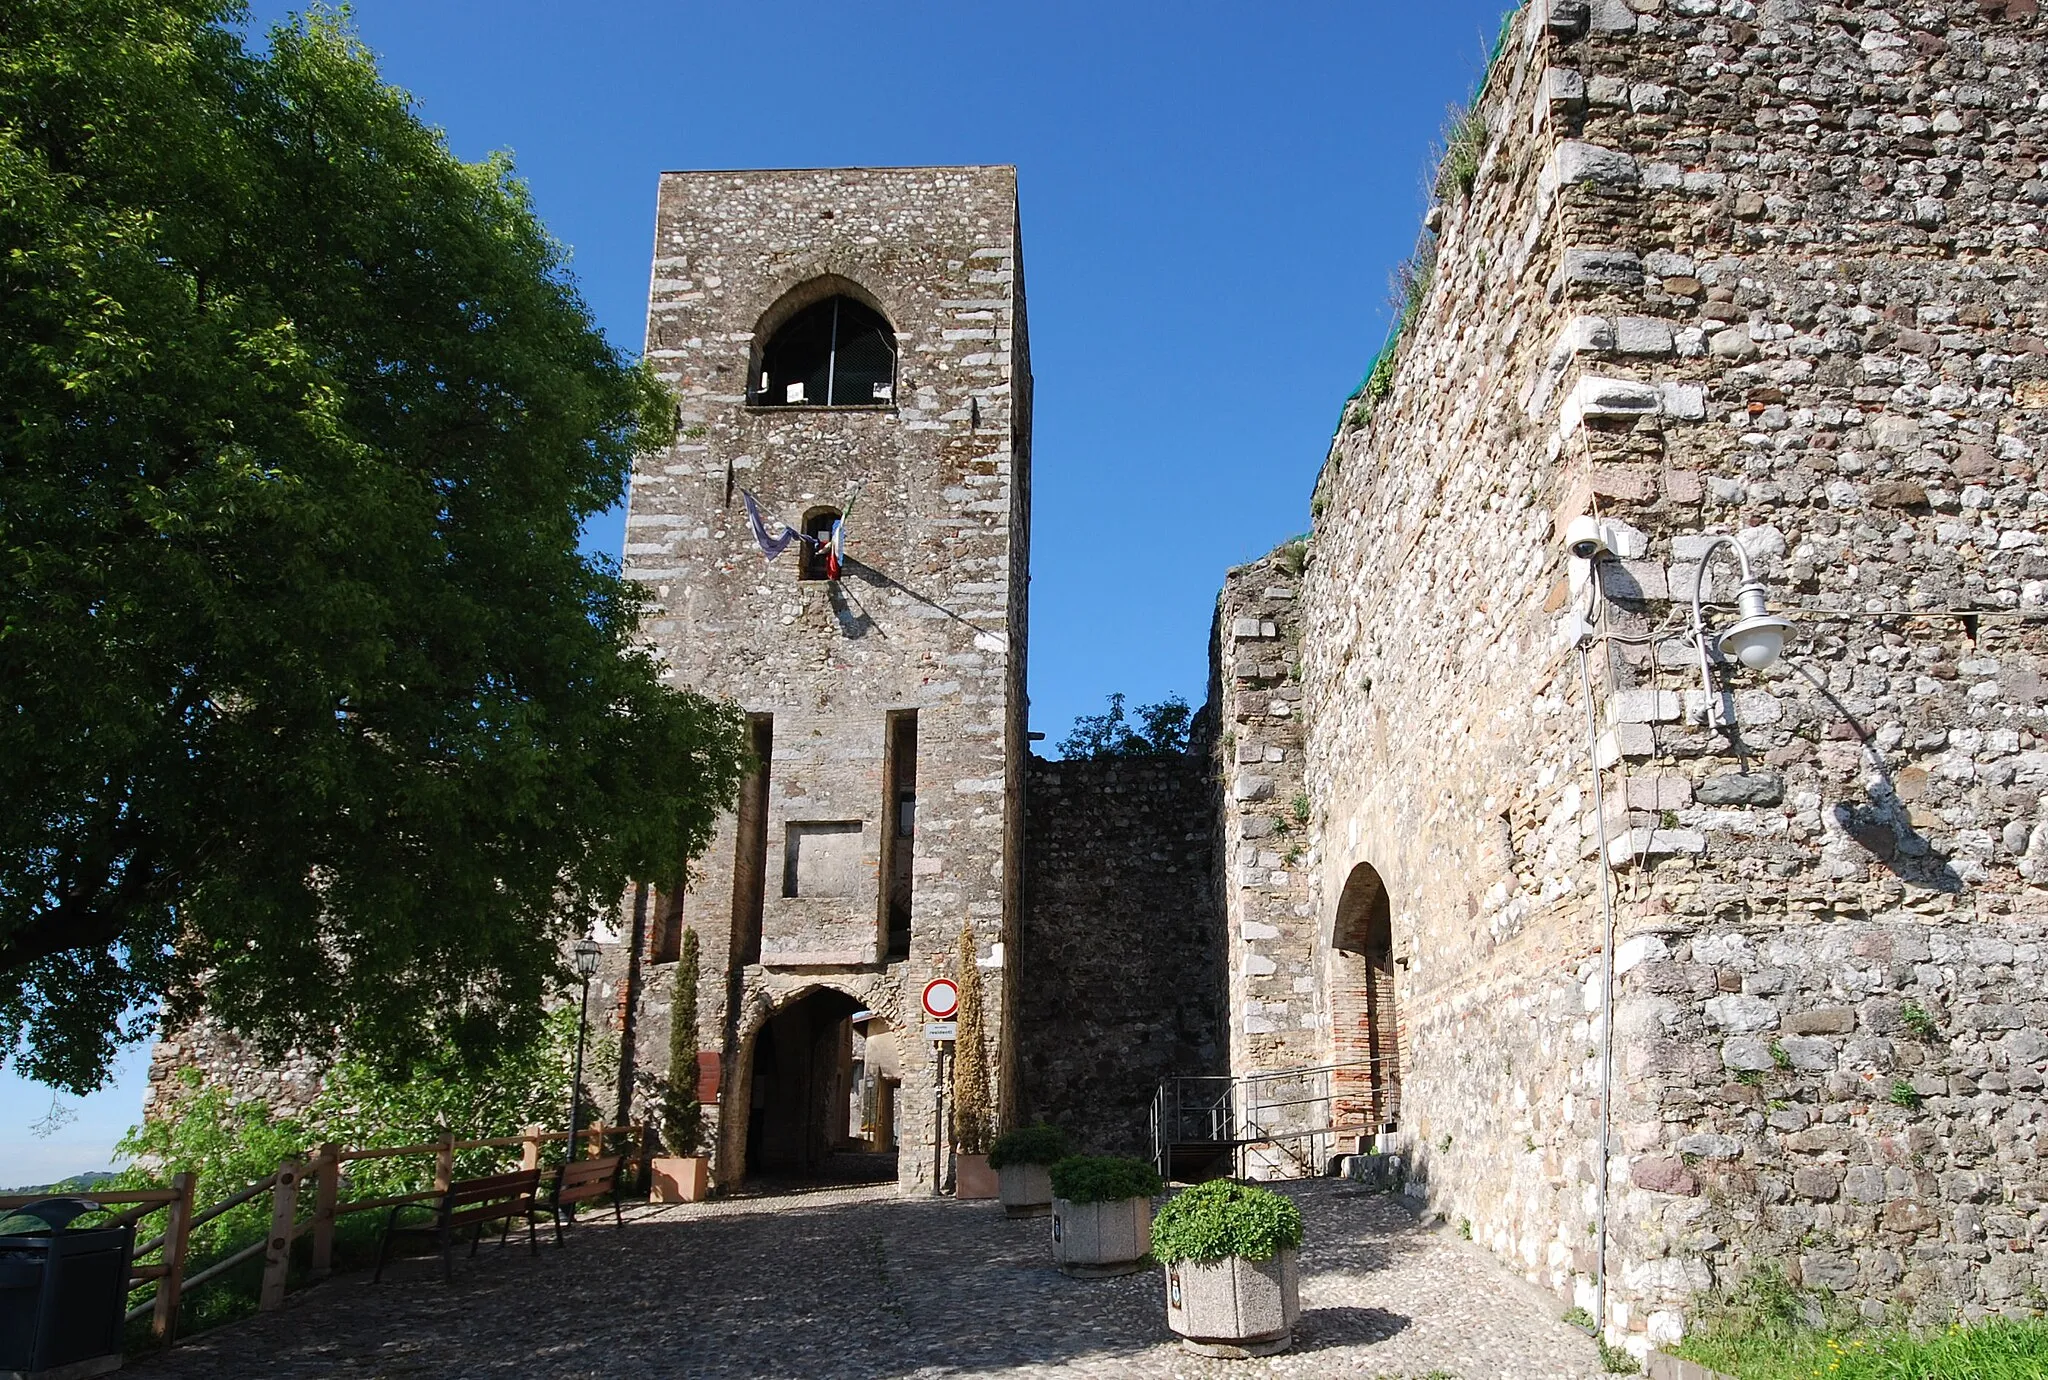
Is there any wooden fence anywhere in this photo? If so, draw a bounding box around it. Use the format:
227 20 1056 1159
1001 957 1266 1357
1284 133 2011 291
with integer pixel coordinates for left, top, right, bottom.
0 1123 644 1347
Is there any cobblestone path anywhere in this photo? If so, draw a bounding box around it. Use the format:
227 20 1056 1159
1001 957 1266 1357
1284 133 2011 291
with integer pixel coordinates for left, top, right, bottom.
132 1179 1607 1378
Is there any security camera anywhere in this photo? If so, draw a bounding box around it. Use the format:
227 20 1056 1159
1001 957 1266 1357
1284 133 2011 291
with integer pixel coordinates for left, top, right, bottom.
1565 515 1610 561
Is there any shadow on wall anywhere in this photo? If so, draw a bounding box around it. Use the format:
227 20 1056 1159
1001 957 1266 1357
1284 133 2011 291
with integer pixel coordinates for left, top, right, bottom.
1788 662 1964 894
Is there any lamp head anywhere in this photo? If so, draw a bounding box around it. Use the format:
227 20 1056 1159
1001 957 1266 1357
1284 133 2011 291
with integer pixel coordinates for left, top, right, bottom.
572 937 602 978
1716 582 1795 670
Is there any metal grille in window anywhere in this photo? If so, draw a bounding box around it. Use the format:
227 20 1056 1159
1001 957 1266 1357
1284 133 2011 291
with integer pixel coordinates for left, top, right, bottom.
756 296 896 407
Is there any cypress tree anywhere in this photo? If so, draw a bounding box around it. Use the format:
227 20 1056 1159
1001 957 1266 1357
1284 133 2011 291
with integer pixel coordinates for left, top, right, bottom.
661 928 702 1156
951 926 995 1154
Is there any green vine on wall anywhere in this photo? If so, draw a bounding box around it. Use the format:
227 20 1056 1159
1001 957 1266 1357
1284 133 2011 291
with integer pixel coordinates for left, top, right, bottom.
1336 4 1518 441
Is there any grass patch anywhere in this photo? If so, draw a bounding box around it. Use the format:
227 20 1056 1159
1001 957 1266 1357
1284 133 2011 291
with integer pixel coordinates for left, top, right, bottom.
1433 104 1488 203
1597 1337 1640 1373
1678 1317 2048 1379
1675 1266 2048 1379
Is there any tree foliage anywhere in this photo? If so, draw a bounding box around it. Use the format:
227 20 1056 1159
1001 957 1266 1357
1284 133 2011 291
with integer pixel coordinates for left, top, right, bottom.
950 926 994 1156
1055 692 1194 760
659 928 702 1157
0 0 750 1092
115 1003 586 1263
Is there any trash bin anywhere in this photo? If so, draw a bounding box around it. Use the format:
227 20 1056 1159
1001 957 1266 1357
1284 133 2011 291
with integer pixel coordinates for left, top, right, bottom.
0 1205 134 1380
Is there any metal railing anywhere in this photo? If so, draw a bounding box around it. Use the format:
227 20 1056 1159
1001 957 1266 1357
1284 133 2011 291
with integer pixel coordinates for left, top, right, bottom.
1151 1059 1400 1181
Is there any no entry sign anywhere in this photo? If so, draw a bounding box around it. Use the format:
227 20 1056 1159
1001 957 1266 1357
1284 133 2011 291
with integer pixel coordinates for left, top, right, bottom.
921 977 960 1020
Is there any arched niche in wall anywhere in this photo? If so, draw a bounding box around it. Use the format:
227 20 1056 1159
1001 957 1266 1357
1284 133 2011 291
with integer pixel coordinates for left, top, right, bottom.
749 275 897 408
1331 861 1402 1135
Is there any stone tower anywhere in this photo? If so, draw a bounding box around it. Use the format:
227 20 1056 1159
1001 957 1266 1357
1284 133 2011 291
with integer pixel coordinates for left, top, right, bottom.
621 166 1031 1194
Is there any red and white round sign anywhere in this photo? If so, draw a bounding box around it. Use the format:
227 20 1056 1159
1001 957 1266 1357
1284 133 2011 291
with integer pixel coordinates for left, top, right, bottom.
921 977 960 1020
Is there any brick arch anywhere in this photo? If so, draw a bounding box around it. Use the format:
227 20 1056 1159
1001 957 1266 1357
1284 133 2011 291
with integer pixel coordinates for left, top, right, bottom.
1331 861 1401 1135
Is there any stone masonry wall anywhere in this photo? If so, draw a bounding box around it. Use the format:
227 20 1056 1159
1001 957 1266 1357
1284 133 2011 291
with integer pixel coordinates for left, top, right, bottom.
1292 0 2048 1356
1017 754 1223 1158
1209 551 1322 1087
142 1016 326 1124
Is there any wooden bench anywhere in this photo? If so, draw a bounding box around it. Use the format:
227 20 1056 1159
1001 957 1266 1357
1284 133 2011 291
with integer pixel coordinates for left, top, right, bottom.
548 1155 624 1244
372 1168 542 1283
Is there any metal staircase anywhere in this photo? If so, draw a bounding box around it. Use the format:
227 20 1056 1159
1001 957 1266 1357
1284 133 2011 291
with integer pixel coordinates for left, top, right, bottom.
1149 1059 1400 1182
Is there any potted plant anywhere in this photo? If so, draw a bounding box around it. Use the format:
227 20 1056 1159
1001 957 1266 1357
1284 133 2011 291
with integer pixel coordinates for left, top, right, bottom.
988 1122 1068 1218
951 926 998 1199
651 928 710 1203
1048 1155 1163 1277
1152 1179 1305 1357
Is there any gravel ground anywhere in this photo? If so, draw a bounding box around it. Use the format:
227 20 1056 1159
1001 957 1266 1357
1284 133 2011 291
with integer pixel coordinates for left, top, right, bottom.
132 1178 1608 1379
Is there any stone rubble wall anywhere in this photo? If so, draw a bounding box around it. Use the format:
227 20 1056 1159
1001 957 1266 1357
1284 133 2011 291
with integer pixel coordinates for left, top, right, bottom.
1016 753 1223 1157
1209 552 1324 1086
1294 0 2048 1352
1299 0 1621 1337
142 1015 326 1124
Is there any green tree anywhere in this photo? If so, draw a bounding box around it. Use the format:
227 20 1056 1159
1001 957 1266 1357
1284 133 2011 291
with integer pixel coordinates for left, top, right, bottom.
1056 692 1194 759
0 1 750 1092
951 926 995 1155
660 929 702 1157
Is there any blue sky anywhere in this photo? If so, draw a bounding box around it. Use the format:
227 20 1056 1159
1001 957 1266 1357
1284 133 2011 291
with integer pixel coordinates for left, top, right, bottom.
4 0 1512 1184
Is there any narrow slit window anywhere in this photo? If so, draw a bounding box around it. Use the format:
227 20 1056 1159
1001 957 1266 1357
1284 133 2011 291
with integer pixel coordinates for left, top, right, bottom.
755 296 896 407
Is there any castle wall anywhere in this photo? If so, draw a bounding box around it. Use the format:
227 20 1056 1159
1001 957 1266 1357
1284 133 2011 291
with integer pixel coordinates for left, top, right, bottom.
1294 0 2048 1352
1016 754 1222 1157
616 166 1030 1193
1208 553 1323 1085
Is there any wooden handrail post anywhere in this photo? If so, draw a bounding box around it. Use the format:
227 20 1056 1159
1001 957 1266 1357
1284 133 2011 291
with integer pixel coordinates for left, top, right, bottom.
586 1123 603 1160
258 1159 301 1312
520 1124 543 1172
433 1130 455 1194
152 1172 195 1346
310 1142 340 1279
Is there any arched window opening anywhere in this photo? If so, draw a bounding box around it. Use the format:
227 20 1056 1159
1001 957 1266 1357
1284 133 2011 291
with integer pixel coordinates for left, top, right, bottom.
755 295 896 407
1332 862 1401 1135
797 508 842 582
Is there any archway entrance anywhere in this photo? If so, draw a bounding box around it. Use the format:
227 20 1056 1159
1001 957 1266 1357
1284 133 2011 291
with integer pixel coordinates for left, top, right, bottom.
744 988 896 1184
1332 862 1401 1137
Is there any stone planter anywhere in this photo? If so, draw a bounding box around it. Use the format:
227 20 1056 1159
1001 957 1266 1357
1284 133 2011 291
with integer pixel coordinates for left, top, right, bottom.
955 1153 998 1199
997 1163 1053 1217
1051 1196 1151 1277
650 1155 709 1203
1164 1248 1301 1358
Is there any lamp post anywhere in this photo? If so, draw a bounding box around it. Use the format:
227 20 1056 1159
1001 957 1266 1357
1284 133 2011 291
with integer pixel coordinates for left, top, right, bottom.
567 937 602 1163
1687 534 1796 727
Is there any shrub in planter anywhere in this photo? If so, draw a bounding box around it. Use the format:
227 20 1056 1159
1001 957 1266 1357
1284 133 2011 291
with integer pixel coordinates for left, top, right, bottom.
1048 1155 1162 1278
988 1123 1069 1218
1152 1180 1305 1358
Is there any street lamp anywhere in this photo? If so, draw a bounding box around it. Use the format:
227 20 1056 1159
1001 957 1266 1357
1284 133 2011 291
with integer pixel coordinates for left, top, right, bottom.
567 937 602 1163
1687 534 1796 728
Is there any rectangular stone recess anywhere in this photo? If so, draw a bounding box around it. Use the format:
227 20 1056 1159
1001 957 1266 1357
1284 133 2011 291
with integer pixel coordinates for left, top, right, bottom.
880 710 917 962
784 821 865 898
732 714 772 964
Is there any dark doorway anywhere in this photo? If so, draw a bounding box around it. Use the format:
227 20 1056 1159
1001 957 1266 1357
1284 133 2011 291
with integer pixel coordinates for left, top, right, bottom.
1332 862 1401 1136
744 988 894 1185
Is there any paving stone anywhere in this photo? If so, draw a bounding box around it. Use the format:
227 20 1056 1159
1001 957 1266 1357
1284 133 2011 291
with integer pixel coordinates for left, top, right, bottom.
130 1180 1606 1380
